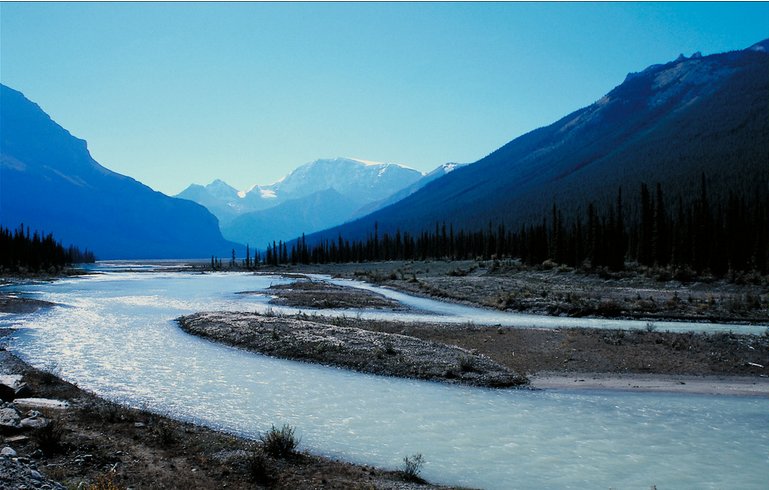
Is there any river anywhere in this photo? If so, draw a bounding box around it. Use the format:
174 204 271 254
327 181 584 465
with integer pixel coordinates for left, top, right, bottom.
1 270 767 489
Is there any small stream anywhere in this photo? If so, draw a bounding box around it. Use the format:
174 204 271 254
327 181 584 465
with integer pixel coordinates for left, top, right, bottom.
2 270 767 489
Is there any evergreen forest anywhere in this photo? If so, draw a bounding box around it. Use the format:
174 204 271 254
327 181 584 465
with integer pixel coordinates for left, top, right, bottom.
1 224 96 272
262 177 769 278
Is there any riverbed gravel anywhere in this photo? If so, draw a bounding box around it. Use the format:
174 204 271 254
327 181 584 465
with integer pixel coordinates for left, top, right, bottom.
178 312 528 388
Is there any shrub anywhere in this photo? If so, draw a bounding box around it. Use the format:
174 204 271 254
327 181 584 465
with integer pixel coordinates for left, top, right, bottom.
94 403 136 423
260 424 299 458
87 472 124 490
247 447 272 484
458 355 478 373
401 453 426 482
645 321 657 333
38 362 61 385
382 340 397 355
153 421 177 447
33 417 64 456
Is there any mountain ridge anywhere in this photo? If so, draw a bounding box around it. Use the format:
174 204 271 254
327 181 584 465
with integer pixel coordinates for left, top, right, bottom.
0 84 240 260
303 39 769 245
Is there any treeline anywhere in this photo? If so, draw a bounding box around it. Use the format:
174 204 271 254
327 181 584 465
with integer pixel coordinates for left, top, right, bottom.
263 176 768 277
0 224 95 272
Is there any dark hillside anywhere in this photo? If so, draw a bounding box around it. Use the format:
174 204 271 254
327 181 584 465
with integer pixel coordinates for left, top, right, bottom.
307 41 768 244
0 84 240 259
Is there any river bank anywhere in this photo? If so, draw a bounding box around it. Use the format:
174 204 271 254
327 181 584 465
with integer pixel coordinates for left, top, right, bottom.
251 275 769 395
258 260 769 324
0 349 454 489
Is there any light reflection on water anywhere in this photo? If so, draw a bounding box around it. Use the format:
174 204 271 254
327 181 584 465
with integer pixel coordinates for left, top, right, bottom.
2 271 768 489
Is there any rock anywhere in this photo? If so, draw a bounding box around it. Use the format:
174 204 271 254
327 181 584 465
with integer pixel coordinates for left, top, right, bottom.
13 398 69 410
20 415 48 429
0 455 65 489
0 383 15 402
5 435 29 443
0 406 21 434
1 446 17 457
13 383 32 399
0 374 31 402
0 375 24 388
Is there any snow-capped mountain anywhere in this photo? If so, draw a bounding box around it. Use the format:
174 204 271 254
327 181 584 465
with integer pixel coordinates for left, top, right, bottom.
351 162 468 219
178 157 423 224
176 179 276 224
176 157 425 245
271 157 423 204
222 188 363 249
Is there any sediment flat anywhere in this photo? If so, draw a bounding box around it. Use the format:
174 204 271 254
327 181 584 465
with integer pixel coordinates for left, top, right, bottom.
0 294 55 314
529 372 769 396
260 260 769 324
260 278 402 309
178 311 528 388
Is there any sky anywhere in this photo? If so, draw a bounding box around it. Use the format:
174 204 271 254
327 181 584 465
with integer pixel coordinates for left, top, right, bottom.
2 2 768 196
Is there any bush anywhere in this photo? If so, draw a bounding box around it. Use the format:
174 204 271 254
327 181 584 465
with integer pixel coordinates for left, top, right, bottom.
38 362 61 385
458 355 478 373
33 417 64 456
247 447 272 484
87 472 124 490
153 421 177 447
401 453 426 483
260 424 299 458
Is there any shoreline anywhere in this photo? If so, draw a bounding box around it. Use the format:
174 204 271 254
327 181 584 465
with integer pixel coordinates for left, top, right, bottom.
529 372 769 397
0 279 452 489
256 260 769 325
0 350 451 489
177 308 769 396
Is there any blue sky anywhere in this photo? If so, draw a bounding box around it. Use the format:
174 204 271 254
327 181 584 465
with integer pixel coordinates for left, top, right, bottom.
2 2 768 195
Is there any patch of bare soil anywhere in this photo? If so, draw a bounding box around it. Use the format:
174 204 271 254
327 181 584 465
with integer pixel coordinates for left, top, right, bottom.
178 312 527 388
0 350 456 490
327 317 769 379
265 279 401 309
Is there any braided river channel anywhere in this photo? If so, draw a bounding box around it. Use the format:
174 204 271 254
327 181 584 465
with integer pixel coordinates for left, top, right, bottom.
1 268 767 489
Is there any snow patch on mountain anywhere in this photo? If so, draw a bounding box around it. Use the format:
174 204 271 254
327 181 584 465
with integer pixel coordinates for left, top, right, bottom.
176 157 424 232
259 188 277 199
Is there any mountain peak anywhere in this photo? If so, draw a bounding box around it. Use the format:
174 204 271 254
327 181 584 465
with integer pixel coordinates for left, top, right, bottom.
206 178 238 191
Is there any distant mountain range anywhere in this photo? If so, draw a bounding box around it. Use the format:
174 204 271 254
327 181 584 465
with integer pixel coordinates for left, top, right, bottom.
176 157 461 247
306 39 769 245
0 84 239 260
4 39 765 261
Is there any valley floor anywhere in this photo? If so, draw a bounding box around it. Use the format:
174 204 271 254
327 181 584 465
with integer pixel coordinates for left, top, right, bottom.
252 260 769 394
1 260 767 488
